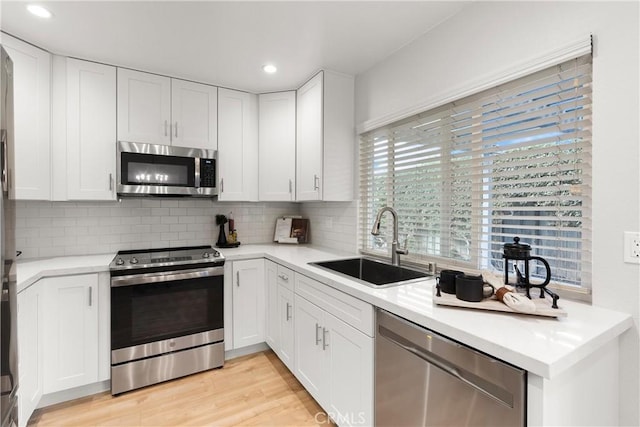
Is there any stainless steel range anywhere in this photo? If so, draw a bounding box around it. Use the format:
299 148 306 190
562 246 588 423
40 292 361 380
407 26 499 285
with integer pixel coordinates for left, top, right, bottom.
109 246 225 395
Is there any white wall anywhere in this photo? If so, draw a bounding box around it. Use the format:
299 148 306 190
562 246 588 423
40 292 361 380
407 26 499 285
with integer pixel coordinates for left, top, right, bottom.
355 1 639 424
16 199 300 258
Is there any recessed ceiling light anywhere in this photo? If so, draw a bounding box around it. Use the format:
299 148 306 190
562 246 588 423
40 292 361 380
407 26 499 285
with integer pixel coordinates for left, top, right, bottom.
27 4 53 19
262 64 277 74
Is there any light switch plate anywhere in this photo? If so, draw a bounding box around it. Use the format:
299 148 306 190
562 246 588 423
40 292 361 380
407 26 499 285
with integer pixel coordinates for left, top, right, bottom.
623 231 640 264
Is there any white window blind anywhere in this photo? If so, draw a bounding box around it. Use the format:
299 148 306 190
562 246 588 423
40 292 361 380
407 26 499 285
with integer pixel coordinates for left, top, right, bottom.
360 55 592 289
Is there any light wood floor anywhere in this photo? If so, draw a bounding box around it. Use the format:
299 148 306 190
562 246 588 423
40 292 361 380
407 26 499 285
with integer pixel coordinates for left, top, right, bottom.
29 350 335 427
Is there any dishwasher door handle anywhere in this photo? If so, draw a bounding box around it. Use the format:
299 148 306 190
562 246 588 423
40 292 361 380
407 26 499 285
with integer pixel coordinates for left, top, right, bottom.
379 325 514 408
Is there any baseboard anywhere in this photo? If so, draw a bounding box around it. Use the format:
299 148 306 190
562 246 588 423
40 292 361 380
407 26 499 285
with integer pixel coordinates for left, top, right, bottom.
225 342 270 360
37 380 111 409
34 343 270 410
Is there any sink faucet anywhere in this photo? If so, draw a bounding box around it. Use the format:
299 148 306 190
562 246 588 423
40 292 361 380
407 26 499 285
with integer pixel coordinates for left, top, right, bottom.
371 206 408 266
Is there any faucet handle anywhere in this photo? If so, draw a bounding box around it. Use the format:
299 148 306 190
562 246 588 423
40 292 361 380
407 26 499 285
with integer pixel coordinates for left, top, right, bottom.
396 236 409 256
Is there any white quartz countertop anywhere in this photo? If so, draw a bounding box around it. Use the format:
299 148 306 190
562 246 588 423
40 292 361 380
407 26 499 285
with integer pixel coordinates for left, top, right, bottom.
16 244 633 380
16 253 114 293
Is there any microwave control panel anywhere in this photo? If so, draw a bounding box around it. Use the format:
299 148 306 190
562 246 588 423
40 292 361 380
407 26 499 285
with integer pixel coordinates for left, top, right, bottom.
200 159 216 188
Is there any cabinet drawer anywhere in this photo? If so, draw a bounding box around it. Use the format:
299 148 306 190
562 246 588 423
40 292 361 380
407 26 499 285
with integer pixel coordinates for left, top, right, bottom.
294 273 374 337
277 265 294 291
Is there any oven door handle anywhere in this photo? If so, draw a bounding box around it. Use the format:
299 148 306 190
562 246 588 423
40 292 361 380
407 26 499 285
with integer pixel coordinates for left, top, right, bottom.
110 266 224 287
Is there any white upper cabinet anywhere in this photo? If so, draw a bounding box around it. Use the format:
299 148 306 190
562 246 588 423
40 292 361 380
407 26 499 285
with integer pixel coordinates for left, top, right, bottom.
66 58 117 200
296 74 323 201
1 33 52 200
171 78 217 150
117 68 171 145
218 88 258 201
259 91 296 201
296 70 354 201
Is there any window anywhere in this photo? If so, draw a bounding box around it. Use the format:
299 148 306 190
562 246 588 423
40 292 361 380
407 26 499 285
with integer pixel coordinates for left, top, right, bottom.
360 55 592 290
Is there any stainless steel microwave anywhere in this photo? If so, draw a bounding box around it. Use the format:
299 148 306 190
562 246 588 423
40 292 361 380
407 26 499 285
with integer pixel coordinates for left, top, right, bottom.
117 141 217 197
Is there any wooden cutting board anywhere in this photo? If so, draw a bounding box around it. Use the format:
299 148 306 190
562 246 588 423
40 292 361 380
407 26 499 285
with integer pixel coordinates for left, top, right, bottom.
433 288 567 318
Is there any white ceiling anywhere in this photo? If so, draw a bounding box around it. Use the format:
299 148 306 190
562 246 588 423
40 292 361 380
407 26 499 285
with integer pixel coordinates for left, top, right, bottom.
0 1 466 93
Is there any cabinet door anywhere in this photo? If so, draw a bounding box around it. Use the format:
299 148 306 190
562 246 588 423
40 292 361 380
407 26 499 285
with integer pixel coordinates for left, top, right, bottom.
258 91 296 201
232 259 265 349
265 260 278 350
17 285 43 427
277 282 295 370
218 88 258 201
1 33 51 200
117 68 171 145
294 294 327 406
171 78 217 150
296 72 323 201
325 312 374 427
42 274 99 393
66 58 116 200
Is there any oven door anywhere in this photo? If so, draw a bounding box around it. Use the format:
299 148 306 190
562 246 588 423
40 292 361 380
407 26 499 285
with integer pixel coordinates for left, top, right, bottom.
111 266 224 356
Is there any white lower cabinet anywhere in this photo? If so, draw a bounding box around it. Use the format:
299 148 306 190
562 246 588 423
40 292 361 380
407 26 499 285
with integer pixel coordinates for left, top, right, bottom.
42 274 99 393
276 274 295 368
232 259 266 349
294 294 327 400
17 272 108 426
17 283 43 427
293 274 374 427
323 310 373 427
265 260 295 370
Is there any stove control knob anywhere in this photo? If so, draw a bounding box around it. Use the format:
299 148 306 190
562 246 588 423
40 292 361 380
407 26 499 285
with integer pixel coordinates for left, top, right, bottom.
115 257 124 266
130 257 139 265
213 250 221 257
202 252 210 258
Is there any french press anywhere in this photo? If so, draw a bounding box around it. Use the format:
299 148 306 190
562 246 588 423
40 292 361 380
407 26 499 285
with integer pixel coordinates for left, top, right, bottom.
503 237 559 308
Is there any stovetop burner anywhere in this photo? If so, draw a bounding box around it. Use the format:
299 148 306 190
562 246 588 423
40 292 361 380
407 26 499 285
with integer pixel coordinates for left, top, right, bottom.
109 245 224 271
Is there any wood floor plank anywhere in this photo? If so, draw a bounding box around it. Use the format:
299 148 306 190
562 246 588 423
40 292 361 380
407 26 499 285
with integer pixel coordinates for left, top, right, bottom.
28 350 334 427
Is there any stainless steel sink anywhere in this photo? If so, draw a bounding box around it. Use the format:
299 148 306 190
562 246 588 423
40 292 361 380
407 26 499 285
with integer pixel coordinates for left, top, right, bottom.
309 257 431 288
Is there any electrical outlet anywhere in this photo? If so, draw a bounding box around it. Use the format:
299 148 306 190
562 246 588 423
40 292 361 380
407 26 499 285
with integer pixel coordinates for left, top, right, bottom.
624 231 640 264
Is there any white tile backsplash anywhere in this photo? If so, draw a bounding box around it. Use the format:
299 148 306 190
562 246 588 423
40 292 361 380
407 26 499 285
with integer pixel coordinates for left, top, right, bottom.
300 201 358 254
16 199 301 259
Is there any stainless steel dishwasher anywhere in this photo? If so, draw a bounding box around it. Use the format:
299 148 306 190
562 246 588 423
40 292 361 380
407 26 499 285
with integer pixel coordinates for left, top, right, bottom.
375 309 526 426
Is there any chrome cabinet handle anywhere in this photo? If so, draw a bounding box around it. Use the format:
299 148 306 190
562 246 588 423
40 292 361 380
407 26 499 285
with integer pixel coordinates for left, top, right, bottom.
322 327 329 350
313 174 320 191
278 273 289 281
109 173 113 191
315 323 322 345
220 178 224 193
1 130 7 192
236 271 240 287
164 120 168 137
288 179 292 194
286 302 291 321
88 286 93 307
175 121 178 138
